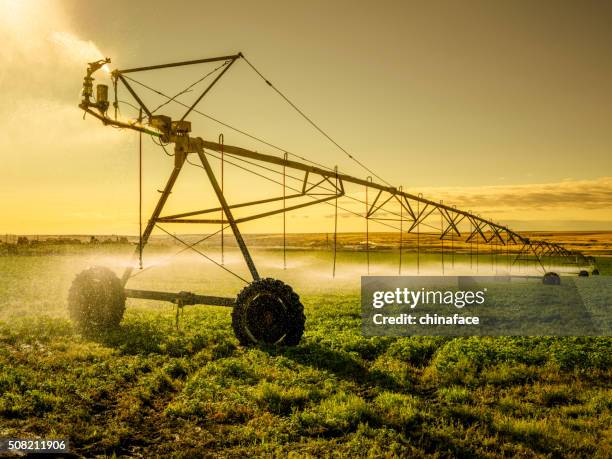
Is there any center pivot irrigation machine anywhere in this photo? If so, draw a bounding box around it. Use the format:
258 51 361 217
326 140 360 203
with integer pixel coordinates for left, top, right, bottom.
72 53 598 345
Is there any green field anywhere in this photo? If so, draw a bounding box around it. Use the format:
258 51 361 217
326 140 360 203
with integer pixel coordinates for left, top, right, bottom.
0 248 610 457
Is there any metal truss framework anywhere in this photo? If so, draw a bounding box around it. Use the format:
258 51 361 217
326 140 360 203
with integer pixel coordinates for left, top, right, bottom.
79 53 593 308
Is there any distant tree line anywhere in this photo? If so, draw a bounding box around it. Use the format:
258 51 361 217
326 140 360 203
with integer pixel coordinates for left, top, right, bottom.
1 235 130 246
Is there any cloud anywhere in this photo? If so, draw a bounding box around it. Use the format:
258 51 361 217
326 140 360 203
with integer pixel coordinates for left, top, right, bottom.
0 1 125 166
0 1 113 129
413 177 612 211
313 177 612 231
2 2 86 96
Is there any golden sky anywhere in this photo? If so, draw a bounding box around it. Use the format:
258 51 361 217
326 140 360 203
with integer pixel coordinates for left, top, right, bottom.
1 0 611 234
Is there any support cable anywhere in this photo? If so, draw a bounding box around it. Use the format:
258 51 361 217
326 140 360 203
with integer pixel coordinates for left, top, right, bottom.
469 215 473 269
122 74 334 172
451 206 456 269
283 153 287 269
506 231 510 273
149 60 230 115
181 151 450 281
240 55 393 187
138 108 143 270
493 233 497 273
129 225 230 280
399 186 403 275
197 150 416 234
113 76 118 120
212 148 443 232
440 204 445 275
333 166 339 278
417 195 422 274
220 133 225 265
366 177 371 274
220 150 416 223
476 222 480 272
155 225 249 283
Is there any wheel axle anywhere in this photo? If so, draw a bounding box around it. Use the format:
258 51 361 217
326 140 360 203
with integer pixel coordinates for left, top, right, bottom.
124 289 234 307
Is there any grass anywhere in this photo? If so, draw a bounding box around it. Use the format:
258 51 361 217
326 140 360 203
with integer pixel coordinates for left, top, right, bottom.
0 249 610 457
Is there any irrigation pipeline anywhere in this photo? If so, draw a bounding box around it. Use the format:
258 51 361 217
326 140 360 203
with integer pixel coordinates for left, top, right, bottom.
81 53 588 274
207 139 577 268
120 66 505 236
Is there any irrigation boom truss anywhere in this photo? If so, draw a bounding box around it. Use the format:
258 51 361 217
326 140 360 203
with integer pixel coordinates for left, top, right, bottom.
72 53 597 344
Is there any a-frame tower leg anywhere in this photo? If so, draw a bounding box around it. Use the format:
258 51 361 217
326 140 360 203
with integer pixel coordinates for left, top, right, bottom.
121 148 260 287
121 152 187 285
196 148 260 281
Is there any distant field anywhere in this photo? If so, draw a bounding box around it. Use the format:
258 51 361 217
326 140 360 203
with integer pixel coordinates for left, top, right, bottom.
0 241 610 457
5 230 612 255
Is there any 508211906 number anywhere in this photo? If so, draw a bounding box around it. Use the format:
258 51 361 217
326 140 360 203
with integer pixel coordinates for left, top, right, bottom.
1 438 68 453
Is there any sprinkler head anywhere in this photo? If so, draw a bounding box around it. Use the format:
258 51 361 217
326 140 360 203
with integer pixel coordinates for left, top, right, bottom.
96 84 109 114
87 58 111 76
81 58 112 112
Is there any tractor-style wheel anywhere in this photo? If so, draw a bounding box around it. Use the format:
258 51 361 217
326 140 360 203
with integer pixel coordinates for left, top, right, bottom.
232 278 305 346
68 266 126 333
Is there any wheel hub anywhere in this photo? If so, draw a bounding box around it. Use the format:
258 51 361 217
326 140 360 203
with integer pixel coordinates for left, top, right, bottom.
245 293 289 344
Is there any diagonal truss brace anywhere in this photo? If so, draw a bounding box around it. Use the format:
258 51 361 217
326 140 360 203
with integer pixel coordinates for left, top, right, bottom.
157 163 344 225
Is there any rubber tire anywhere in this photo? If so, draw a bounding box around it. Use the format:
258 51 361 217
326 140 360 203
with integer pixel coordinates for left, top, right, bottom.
542 272 561 285
68 266 126 333
232 278 305 346
592 269 600 276
578 270 589 277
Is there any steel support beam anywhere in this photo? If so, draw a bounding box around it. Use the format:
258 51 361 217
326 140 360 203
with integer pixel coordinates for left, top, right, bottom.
117 54 242 74
116 74 152 118
196 148 260 281
121 152 186 285
180 56 239 121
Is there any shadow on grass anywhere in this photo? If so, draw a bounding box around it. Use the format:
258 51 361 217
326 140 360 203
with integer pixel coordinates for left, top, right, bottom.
491 425 557 456
92 321 170 355
411 429 482 458
263 343 483 456
265 341 401 391
86 321 223 357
